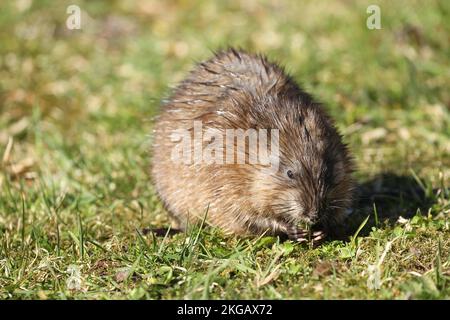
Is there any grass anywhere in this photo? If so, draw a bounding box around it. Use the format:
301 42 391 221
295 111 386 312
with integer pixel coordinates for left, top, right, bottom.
0 0 449 299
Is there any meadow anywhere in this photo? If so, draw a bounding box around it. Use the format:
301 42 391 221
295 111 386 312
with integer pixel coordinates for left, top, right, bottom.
0 0 449 299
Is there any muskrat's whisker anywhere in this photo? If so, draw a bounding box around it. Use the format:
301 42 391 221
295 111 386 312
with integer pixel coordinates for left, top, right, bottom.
329 199 349 204
328 205 344 210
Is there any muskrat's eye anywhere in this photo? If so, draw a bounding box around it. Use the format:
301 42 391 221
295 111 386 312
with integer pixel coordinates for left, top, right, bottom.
286 170 295 179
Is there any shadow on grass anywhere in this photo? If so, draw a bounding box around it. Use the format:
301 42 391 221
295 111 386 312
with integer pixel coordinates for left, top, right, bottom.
341 172 440 239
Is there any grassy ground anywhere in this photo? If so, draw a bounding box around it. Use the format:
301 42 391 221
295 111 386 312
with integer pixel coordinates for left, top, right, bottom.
0 0 449 299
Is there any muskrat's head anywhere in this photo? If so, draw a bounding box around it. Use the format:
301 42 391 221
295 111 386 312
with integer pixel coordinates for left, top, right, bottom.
249 98 354 233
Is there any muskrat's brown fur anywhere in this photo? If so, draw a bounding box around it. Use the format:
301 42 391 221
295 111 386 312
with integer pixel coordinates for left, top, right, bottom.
151 48 354 242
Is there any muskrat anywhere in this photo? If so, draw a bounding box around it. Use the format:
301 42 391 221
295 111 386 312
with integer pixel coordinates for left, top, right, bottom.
151 48 354 243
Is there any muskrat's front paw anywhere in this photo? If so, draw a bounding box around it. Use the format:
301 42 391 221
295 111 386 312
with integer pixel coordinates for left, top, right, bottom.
311 230 326 247
286 227 309 243
287 227 326 246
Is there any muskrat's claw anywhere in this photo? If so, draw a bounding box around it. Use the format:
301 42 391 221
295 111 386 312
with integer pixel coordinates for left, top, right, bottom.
287 227 327 246
286 227 309 243
311 230 326 247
